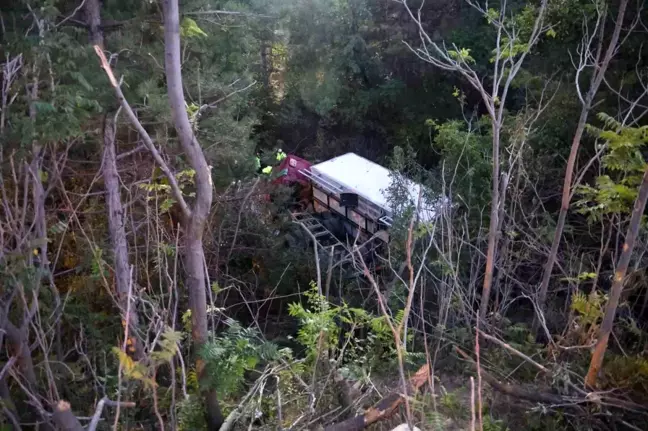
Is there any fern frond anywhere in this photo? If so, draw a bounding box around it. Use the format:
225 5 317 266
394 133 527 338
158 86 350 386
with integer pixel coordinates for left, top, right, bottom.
597 112 623 133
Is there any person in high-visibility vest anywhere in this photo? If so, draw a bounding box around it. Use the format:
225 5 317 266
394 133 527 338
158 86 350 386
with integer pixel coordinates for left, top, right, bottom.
276 148 287 161
254 153 261 172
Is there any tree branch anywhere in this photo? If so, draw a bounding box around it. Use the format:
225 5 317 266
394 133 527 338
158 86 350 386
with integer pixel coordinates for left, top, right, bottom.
478 329 550 374
87 396 135 431
52 401 83 431
195 80 257 121
455 346 565 404
93 45 191 219
324 364 429 431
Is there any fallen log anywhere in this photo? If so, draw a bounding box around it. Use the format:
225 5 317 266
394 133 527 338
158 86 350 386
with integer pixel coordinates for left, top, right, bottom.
324 364 429 431
455 346 565 404
455 346 648 413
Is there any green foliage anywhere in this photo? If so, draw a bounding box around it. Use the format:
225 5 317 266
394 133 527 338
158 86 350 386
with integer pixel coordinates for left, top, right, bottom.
90 246 108 280
433 119 492 210
576 114 648 221
181 309 192 332
483 416 510 431
288 281 341 358
139 167 198 213
200 319 285 397
112 347 156 388
177 394 207 431
288 281 417 377
111 327 181 391
180 17 208 39
601 354 648 393
475 321 548 382
150 328 183 363
2 1 648 429
440 389 463 419
561 271 597 284
484 4 542 62
448 47 476 64
571 290 607 327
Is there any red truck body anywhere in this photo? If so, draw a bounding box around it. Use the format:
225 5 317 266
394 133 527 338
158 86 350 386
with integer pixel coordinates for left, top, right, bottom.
271 154 312 186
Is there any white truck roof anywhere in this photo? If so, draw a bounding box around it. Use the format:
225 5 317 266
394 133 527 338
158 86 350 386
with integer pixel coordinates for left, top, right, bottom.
310 153 436 223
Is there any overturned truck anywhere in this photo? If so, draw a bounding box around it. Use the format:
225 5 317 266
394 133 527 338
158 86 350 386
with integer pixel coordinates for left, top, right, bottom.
274 152 436 268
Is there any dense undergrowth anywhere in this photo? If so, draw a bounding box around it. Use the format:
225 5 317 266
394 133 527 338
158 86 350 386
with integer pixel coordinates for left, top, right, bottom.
1 0 648 430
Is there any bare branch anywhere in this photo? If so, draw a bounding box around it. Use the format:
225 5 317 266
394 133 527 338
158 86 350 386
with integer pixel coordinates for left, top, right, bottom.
56 0 88 28
115 143 146 161
478 329 549 373
195 80 257 121
185 9 273 18
93 45 191 218
324 364 430 431
87 397 135 431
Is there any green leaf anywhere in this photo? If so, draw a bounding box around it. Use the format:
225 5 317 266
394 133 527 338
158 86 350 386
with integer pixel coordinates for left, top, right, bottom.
33 101 56 113
211 282 222 295
182 309 192 332
245 356 258 369
160 198 175 214
180 17 208 38
70 71 94 91
151 328 182 363
448 48 475 64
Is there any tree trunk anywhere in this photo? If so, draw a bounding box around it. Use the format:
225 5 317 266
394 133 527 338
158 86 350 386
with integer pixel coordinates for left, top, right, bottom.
84 0 143 359
585 165 648 387
535 108 589 330
260 42 271 92
102 115 143 357
28 143 63 362
0 310 54 430
2 319 38 391
535 0 629 330
24 48 58 431
28 59 64 364
161 0 223 427
478 121 501 321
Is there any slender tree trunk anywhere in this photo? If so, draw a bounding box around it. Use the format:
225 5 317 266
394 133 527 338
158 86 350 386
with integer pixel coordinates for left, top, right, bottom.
84 0 143 358
84 0 103 46
479 122 501 321
535 0 629 329
0 310 55 430
29 144 63 355
161 0 223 427
28 63 64 363
26 61 59 431
102 115 143 357
260 42 271 92
585 165 648 387
535 108 589 328
2 319 38 391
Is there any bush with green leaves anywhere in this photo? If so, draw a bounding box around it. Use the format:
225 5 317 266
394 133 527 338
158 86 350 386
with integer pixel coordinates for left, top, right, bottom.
576 114 648 222
200 318 286 397
288 281 421 378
